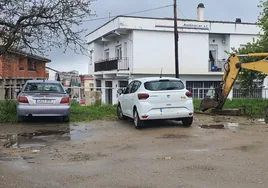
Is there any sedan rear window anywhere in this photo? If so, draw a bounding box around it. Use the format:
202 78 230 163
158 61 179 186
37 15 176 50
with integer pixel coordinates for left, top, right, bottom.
24 83 65 93
144 80 185 91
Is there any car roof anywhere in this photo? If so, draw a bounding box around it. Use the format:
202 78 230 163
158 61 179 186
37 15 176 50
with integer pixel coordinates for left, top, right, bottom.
133 77 182 82
25 80 61 84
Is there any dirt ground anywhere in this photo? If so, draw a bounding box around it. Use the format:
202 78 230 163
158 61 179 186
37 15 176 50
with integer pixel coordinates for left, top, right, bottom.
1 114 268 188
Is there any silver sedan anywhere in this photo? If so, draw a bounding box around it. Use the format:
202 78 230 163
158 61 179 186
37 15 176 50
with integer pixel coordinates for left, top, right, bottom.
17 80 71 122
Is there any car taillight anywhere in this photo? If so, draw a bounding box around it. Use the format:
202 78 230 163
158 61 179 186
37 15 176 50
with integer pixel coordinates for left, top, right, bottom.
186 92 192 98
60 97 70 104
138 93 149 100
18 96 28 103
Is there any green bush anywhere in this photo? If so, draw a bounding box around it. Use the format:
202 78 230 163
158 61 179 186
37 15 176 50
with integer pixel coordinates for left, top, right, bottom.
0 100 17 123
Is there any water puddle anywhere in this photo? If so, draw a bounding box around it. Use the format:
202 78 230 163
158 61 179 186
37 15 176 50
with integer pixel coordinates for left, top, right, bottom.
199 122 244 130
1 124 93 149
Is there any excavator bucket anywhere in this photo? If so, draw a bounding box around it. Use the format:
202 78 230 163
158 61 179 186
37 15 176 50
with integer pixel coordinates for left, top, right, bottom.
200 98 219 112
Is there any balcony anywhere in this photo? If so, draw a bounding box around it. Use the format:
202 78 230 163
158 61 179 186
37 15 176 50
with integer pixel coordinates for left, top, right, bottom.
94 58 129 72
209 59 227 72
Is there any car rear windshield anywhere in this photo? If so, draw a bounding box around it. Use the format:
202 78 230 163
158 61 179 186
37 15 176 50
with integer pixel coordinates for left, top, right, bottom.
23 83 65 93
144 80 185 91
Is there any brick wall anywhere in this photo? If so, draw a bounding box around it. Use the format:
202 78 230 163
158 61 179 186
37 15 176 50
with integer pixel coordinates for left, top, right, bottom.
0 54 48 78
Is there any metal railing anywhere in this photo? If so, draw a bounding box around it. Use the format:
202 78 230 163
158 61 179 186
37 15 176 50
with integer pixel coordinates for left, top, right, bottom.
189 87 266 99
94 57 129 72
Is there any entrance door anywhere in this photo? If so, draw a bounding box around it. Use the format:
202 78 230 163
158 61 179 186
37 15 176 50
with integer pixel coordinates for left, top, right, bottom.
105 81 113 104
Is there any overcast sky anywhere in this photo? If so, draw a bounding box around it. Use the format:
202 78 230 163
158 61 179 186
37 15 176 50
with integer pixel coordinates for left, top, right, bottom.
47 0 261 79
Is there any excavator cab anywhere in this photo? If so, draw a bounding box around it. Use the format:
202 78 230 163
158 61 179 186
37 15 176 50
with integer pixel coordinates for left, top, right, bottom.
200 53 268 112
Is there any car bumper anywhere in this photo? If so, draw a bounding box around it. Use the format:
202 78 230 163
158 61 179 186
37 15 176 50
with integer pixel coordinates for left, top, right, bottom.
17 105 70 117
139 107 193 120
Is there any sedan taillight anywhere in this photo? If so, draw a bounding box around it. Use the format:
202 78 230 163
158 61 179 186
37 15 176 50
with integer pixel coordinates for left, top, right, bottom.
18 96 29 103
186 92 192 98
138 93 149 100
60 97 70 104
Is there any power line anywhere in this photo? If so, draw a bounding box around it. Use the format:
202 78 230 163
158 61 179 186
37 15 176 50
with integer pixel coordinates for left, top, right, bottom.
83 4 173 22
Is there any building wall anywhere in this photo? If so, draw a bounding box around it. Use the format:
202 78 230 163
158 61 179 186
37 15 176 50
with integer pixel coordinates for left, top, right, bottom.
0 55 48 78
229 34 258 50
89 32 133 75
132 30 211 75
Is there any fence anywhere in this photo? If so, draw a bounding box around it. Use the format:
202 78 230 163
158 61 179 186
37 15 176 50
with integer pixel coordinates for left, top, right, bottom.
1 85 268 102
190 88 267 99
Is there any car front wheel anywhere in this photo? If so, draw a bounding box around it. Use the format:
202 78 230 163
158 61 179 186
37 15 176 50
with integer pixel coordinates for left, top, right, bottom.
133 109 144 129
117 104 127 120
182 117 193 127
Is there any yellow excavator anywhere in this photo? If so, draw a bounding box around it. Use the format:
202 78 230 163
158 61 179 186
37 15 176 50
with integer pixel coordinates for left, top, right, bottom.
200 53 268 112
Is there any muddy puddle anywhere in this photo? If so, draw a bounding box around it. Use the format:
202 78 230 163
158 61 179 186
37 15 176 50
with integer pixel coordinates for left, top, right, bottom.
199 122 244 130
0 124 93 149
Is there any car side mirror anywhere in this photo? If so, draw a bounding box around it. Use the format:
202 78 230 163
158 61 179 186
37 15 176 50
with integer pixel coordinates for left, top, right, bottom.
117 89 123 95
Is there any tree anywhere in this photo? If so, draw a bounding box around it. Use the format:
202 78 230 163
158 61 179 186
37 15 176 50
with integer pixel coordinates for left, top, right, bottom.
232 0 268 94
0 0 95 56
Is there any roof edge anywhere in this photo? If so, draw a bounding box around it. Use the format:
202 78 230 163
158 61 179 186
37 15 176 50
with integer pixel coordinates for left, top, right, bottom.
85 15 259 38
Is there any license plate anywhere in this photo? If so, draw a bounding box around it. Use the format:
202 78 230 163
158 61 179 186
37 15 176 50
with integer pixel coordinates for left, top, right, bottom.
36 99 54 104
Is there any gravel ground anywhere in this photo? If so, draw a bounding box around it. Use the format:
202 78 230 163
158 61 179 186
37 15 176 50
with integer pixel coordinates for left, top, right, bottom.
0 114 268 188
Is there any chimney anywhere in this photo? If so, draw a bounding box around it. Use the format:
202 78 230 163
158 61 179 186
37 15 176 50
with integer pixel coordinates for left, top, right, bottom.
197 3 205 21
235 18 242 23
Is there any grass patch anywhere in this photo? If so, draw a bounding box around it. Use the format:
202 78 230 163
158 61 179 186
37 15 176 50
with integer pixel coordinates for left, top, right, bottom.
194 98 268 118
70 102 117 122
0 100 17 123
1 99 268 123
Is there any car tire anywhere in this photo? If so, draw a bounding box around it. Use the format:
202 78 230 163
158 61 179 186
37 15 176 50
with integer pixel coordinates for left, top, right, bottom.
63 115 70 123
133 109 144 129
182 117 193 127
117 104 127 120
18 116 24 123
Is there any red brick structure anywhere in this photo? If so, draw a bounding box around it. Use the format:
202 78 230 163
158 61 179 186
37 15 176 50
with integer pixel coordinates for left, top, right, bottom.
0 50 51 99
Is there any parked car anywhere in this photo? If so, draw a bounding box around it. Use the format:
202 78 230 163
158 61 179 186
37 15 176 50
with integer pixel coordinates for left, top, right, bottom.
117 77 194 129
16 80 71 122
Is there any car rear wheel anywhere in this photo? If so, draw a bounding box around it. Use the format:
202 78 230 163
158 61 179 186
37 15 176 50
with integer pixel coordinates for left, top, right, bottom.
17 116 24 123
133 109 144 129
63 115 70 123
117 104 127 120
182 117 193 127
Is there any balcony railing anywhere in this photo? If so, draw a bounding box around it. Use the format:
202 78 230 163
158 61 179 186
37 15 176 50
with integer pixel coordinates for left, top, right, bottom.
94 57 129 72
209 59 227 72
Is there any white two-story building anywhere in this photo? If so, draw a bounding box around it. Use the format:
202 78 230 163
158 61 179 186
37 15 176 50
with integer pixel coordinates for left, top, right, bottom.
87 4 261 105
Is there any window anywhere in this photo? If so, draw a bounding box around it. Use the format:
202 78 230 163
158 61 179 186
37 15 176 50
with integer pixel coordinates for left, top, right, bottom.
105 49 109 60
28 59 36 71
24 83 65 93
19 58 24 70
119 81 128 88
124 42 127 57
124 81 134 94
130 81 141 93
116 45 122 59
144 80 184 91
96 80 101 91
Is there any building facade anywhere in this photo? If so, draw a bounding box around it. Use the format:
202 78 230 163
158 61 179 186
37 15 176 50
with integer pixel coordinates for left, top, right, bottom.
0 50 50 99
87 5 262 104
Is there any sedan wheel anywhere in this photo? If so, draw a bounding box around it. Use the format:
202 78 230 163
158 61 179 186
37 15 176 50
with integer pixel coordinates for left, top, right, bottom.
117 105 126 120
133 109 144 129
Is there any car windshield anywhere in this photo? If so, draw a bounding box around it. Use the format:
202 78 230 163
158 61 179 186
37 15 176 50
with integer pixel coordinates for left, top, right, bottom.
23 82 65 93
144 79 184 91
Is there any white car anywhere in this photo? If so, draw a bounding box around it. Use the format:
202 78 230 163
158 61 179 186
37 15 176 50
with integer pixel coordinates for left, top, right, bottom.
117 77 194 129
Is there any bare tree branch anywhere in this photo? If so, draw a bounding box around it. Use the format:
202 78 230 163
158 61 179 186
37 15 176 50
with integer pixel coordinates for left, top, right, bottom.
0 0 95 56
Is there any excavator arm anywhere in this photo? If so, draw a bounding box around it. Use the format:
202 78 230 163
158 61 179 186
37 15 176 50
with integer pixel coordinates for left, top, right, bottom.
200 53 268 112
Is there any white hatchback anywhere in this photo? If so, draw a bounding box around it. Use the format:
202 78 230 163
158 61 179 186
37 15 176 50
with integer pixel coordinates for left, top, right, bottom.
117 77 194 129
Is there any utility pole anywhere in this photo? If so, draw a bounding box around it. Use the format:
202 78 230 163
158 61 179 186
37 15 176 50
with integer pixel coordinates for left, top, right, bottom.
173 0 179 78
